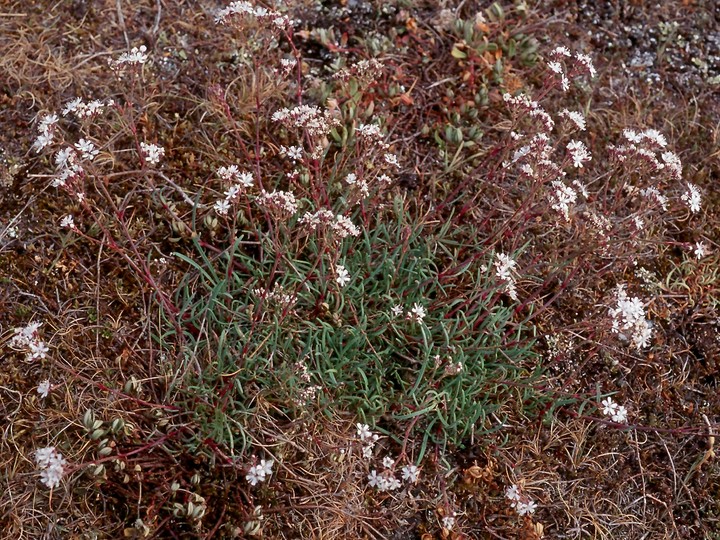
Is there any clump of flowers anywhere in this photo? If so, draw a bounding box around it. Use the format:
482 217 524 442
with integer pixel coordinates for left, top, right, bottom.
505 483 538 516
256 189 298 218
110 45 149 69
601 396 628 423
608 285 653 350
215 1 292 32
494 253 519 301
681 182 702 214
9 321 49 361
35 446 67 489
356 423 379 459
140 142 165 166
245 457 274 486
298 209 361 239
32 113 59 153
406 302 427 323
37 380 52 399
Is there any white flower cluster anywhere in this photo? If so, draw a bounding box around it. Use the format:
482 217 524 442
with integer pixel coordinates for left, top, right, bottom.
566 140 592 169
356 422 380 459
35 446 67 489
256 189 298 217
609 128 683 181
681 182 702 214
298 209 361 239
355 424 421 490
75 138 99 161
494 253 519 301
50 147 79 188
558 109 586 131
406 303 426 323
32 113 59 153
548 180 577 221
601 396 628 423
60 215 76 229
503 93 555 132
215 1 291 31
252 283 296 308
694 241 707 259
62 97 113 120
279 145 303 161
110 45 149 69
271 104 340 139
245 458 274 486
9 321 49 362
608 285 653 350
140 142 165 166
505 484 538 516
547 47 596 91
213 167 253 215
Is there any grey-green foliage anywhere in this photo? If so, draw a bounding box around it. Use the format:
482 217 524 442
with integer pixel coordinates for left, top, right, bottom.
164 201 545 459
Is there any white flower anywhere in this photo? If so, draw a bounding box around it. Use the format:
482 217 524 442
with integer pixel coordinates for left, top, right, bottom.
259 459 274 477
367 469 381 488
246 458 273 486
32 133 54 153
214 199 231 215
558 109 586 131
391 305 404 317
516 499 537 516
382 456 394 469
29 341 49 360
37 380 51 398
35 446 66 489
335 265 351 287
112 45 148 67
567 140 591 168
505 484 521 502
401 465 419 483
601 397 618 416
407 303 426 323
442 515 456 530
384 153 400 168
60 215 76 229
362 444 374 459
681 183 701 213
140 142 165 166
694 242 706 259
74 139 98 161
356 423 372 440
611 405 628 423
280 145 303 161
245 466 263 486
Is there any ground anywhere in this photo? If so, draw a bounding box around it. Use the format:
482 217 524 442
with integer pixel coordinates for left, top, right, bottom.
1 1 719 539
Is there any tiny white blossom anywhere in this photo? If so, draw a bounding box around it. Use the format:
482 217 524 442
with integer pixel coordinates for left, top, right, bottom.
681 183 701 213
611 405 628 423
516 499 538 516
382 456 394 469
442 515 456 530
407 303 426 323
694 242 706 259
214 199 231 215
356 423 372 440
140 142 165 166
37 380 51 398
505 484 521 502
29 341 49 360
74 138 99 161
567 140 591 168
391 305 404 317
335 265 351 287
60 215 76 229
401 464 419 483
601 397 618 416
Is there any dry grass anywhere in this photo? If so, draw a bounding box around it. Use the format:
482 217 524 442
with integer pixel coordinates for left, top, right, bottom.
2 1 720 539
